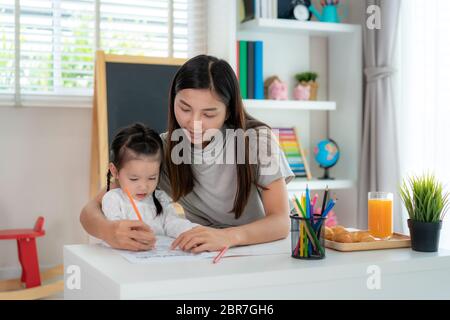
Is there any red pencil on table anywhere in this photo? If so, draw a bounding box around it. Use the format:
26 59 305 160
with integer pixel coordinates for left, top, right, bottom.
213 246 228 264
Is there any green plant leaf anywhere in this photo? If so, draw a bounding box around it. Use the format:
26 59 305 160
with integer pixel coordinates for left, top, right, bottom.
399 173 449 222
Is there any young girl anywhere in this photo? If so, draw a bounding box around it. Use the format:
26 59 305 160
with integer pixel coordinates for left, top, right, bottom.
102 122 198 239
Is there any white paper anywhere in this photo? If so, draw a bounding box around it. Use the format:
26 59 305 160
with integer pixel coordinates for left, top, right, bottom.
113 236 290 264
114 236 216 263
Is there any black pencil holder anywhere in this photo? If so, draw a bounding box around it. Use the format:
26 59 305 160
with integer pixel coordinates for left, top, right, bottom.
290 214 326 260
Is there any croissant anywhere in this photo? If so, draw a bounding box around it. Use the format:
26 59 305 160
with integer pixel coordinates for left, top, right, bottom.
324 227 334 240
328 226 379 243
333 232 352 243
332 225 347 235
350 231 371 242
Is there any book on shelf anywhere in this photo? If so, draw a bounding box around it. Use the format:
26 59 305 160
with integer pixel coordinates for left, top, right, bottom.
241 0 255 22
247 41 255 99
238 41 248 99
240 0 278 22
237 40 264 100
254 41 264 99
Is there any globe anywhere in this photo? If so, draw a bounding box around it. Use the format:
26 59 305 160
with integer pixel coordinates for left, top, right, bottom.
313 139 340 179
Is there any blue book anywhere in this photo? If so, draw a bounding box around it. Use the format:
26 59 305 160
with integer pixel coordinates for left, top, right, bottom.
254 41 264 99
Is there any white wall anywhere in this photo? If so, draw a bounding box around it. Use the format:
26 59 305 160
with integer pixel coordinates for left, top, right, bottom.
0 107 91 279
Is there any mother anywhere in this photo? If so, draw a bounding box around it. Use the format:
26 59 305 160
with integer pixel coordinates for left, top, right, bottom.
80 55 294 252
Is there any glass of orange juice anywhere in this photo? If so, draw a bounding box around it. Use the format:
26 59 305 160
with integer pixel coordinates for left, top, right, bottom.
368 192 393 239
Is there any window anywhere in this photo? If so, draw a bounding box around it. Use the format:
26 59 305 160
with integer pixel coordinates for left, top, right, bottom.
0 0 14 97
395 0 450 246
0 0 206 107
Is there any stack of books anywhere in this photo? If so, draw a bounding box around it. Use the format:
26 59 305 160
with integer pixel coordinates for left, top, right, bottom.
236 40 264 100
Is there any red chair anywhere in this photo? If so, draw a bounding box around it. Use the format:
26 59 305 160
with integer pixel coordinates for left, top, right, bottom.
0 217 45 288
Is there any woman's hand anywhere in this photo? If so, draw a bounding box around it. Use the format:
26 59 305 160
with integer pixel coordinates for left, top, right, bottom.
104 220 156 251
170 226 236 253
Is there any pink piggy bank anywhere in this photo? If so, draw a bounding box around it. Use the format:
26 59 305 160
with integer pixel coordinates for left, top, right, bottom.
268 79 288 100
294 84 311 101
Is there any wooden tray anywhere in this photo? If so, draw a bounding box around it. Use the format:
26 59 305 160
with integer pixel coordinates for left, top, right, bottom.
325 232 411 252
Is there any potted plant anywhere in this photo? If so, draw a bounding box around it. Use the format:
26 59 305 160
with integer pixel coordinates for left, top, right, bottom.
294 72 319 101
400 173 449 252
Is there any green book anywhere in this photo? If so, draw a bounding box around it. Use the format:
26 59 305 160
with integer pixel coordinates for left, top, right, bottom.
239 41 248 99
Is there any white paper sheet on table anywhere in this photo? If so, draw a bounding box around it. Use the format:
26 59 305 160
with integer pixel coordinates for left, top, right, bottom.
114 236 290 264
114 236 216 263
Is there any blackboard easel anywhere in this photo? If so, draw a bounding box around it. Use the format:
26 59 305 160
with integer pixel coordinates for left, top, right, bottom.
90 51 185 198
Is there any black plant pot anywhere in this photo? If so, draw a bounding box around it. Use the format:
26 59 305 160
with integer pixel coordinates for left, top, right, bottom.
407 219 442 252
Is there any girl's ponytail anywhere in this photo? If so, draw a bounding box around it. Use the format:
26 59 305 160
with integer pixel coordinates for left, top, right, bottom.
152 191 163 215
106 169 112 192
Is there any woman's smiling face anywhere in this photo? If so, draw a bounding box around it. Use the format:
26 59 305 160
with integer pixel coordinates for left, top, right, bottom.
174 88 228 145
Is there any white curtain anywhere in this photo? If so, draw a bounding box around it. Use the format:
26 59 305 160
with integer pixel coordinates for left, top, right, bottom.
395 0 450 247
358 0 402 232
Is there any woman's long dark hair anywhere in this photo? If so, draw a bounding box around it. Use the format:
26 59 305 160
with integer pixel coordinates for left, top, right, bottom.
166 55 269 219
107 122 164 215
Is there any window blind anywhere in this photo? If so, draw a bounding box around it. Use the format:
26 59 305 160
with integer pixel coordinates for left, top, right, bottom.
0 0 206 107
0 0 15 105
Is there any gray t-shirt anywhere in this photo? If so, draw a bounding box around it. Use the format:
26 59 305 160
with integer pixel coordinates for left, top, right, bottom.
158 124 294 228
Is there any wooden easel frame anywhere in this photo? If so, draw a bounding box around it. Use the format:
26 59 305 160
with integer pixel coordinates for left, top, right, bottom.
90 51 186 199
293 127 312 180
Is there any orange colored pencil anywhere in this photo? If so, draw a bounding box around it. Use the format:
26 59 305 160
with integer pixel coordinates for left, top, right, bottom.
124 187 143 221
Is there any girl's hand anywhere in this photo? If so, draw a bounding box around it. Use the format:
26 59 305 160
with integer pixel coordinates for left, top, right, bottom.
170 226 236 253
105 220 156 251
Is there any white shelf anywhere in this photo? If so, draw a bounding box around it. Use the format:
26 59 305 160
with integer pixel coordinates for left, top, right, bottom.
207 0 362 227
287 178 354 192
240 18 361 36
244 99 336 111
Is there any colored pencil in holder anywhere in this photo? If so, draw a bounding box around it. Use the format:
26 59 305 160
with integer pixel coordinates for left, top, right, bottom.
290 214 325 258
306 185 311 218
293 195 306 218
315 197 337 230
321 186 329 214
291 194 326 258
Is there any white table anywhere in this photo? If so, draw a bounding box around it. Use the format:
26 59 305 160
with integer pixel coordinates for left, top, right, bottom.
64 238 450 299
